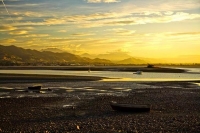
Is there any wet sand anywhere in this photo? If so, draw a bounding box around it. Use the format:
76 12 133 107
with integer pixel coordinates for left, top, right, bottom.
0 74 200 132
0 73 105 83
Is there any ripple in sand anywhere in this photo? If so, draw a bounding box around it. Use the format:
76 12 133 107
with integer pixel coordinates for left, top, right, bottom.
17 95 25 98
75 88 85 90
0 96 11 98
83 87 93 89
56 87 73 90
84 88 97 91
112 87 125 90
15 89 27 92
63 104 76 108
0 87 14 90
40 91 48 94
192 83 200 88
66 89 75 92
122 89 132 91
99 89 107 92
0 92 10 95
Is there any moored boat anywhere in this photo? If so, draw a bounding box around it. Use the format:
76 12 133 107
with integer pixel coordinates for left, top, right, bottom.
110 101 150 112
136 70 142 75
133 70 142 75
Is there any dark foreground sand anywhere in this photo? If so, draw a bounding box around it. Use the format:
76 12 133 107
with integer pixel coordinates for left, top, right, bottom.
0 73 200 132
0 86 200 132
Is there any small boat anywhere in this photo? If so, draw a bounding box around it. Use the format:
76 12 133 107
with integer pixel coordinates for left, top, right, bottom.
28 86 41 92
110 101 150 112
136 70 142 75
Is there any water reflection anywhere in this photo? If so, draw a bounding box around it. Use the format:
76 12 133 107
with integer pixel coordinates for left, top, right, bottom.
0 69 200 81
101 78 200 82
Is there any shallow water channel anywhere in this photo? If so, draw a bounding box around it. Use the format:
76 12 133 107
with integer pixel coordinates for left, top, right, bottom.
0 67 200 81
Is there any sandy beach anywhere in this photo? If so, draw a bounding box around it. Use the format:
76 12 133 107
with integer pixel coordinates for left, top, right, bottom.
0 73 200 132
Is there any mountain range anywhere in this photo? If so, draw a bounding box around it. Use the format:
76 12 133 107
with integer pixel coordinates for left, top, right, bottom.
81 51 148 64
0 45 112 66
0 45 199 66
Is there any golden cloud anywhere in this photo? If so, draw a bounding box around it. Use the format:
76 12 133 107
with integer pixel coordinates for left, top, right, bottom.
107 28 136 36
86 0 120 3
9 30 28 35
80 12 200 28
0 39 16 44
169 32 200 36
22 34 50 38
71 33 94 36
58 30 67 33
0 25 17 31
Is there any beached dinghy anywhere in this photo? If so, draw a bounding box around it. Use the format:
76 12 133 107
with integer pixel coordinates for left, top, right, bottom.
110 101 150 112
27 86 41 92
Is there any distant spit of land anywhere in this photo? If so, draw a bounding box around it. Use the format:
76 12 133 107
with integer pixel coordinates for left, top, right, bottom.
0 66 186 73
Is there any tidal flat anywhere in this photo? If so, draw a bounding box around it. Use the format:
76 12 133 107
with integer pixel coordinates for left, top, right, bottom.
0 73 200 132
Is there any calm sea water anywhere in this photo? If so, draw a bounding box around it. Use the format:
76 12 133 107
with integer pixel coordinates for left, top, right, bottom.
0 67 200 81
0 68 200 99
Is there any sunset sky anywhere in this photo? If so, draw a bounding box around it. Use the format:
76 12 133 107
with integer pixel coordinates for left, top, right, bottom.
0 0 200 58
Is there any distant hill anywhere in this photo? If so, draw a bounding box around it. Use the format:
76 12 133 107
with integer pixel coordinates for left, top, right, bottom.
0 45 112 66
117 57 147 64
81 51 137 62
81 52 147 64
41 48 64 53
97 51 132 61
81 53 96 59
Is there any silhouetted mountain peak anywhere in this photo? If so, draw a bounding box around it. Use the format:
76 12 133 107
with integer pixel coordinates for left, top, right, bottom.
117 57 147 64
97 51 132 61
41 48 64 53
0 45 112 66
